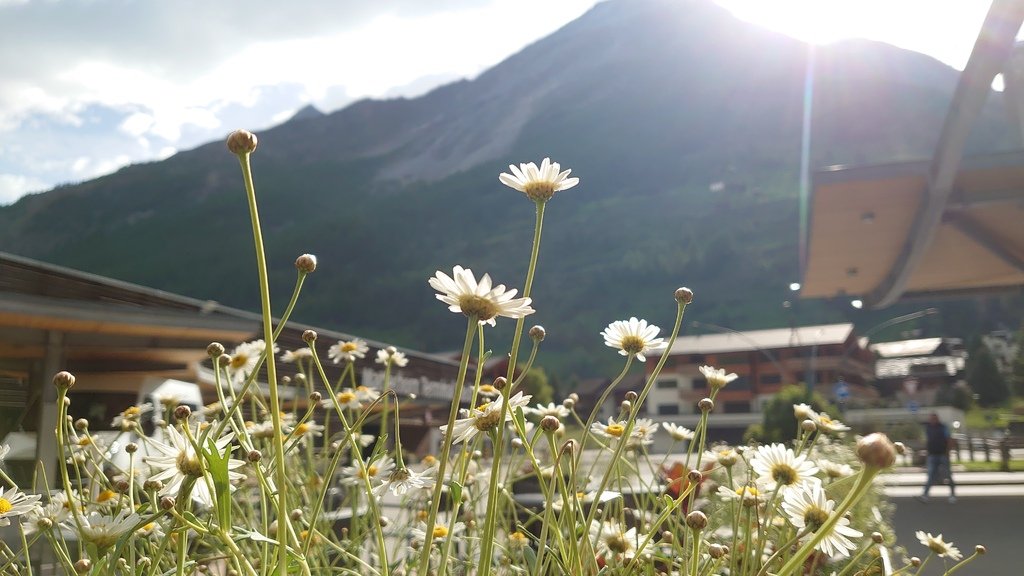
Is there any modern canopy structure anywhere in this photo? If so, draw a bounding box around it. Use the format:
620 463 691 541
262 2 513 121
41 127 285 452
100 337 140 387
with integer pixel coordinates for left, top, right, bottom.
801 0 1024 307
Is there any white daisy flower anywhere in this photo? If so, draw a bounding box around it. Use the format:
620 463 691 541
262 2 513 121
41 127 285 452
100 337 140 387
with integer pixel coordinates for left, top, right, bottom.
716 484 761 503
290 420 325 440
815 413 850 435
662 422 695 442
410 521 465 546
340 456 395 487
143 424 245 508
375 346 408 368
629 418 658 447
110 403 153 431
527 402 570 419
498 157 580 202
429 266 535 327
600 317 667 362
79 510 139 548
355 385 381 403
227 340 277 384
328 339 369 364
699 365 738 390
0 444 8 462
0 487 41 527
916 531 962 561
23 491 73 535
590 417 629 440
136 520 166 539
706 445 741 468
279 348 313 363
751 443 820 493
372 466 435 498
783 483 862 558
551 490 621 513
818 460 854 480
590 519 646 561
323 389 362 411
794 403 818 421
440 391 532 445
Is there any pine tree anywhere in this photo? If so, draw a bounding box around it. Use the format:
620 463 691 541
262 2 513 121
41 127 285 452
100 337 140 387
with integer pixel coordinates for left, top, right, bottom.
966 336 1010 407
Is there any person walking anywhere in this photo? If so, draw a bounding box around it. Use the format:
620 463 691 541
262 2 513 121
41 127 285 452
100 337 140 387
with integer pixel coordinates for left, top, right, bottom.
918 413 957 503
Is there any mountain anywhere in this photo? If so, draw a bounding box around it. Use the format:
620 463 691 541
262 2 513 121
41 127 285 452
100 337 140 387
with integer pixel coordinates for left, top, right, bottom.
0 0 1020 377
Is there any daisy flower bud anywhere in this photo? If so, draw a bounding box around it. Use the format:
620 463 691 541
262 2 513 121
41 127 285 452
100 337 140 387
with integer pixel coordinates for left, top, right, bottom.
698 398 715 413
801 419 817 432
674 287 694 303
295 254 317 274
54 371 75 390
302 330 317 344
493 376 508 391
541 415 560 432
207 342 225 358
226 129 257 155
174 405 191 420
624 390 638 402
856 432 897 470
74 559 92 574
685 511 708 531
529 325 546 341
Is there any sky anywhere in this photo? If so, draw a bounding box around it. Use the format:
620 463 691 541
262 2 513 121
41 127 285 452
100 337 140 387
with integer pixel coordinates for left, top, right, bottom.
0 0 998 205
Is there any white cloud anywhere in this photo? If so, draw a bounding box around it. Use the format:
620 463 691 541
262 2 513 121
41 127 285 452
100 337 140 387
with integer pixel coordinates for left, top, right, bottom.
0 173 47 205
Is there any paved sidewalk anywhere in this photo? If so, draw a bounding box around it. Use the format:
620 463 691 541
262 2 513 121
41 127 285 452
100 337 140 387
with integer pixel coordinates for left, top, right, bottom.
880 469 1024 497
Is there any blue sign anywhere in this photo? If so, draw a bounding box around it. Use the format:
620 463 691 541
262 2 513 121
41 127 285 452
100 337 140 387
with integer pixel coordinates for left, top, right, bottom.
834 380 850 401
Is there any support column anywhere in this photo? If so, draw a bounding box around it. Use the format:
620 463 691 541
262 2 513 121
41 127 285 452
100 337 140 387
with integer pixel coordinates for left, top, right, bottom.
36 331 63 491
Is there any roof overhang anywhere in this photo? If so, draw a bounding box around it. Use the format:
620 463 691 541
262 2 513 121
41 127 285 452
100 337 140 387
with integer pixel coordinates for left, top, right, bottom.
801 0 1024 307
802 152 1024 302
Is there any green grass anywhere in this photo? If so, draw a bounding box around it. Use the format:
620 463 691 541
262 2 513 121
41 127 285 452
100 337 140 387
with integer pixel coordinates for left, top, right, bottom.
958 460 1024 472
963 399 1024 430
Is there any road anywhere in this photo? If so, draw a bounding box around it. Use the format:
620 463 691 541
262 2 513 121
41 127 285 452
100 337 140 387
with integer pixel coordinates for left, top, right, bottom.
890 493 1024 575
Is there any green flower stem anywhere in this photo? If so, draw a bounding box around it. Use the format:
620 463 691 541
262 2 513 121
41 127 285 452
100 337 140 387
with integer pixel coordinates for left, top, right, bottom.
775 466 880 576
944 550 982 576
912 553 932 576
689 527 701 576
210 268 308 443
234 150 293 576
417 315 478 576
307 348 389 574
754 527 811 576
585 297 688 532
53 387 87 546
578 357 633 457
478 199 547 576
835 540 879 576
624 480 700 573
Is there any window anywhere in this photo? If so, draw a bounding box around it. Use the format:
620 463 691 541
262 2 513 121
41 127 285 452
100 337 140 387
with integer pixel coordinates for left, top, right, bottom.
692 378 707 389
656 379 678 389
657 404 680 415
724 401 751 414
759 373 782 385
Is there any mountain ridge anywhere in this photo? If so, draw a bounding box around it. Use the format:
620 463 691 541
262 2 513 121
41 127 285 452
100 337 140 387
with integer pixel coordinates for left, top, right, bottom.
1 0 1020 376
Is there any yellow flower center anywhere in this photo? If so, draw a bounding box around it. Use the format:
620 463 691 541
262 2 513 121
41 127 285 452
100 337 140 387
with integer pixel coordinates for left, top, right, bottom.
417 510 428 521
96 490 116 503
431 525 448 539
338 392 356 404
479 384 497 394
523 181 557 202
473 408 503 432
368 465 378 477
125 406 140 416
422 455 437 466
457 295 500 321
295 423 310 435
803 507 829 531
0 498 11 514
927 539 948 555
341 342 358 353
229 354 249 370
619 335 646 355
77 437 93 447
605 533 630 554
736 486 759 497
176 452 204 477
606 424 626 437
771 463 798 486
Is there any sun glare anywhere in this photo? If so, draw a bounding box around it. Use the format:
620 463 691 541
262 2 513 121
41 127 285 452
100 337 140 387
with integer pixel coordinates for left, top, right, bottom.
716 0 991 71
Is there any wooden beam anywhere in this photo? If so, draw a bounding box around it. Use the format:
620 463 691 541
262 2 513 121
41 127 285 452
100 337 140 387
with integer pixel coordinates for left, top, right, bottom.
867 0 1024 308
946 213 1024 272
